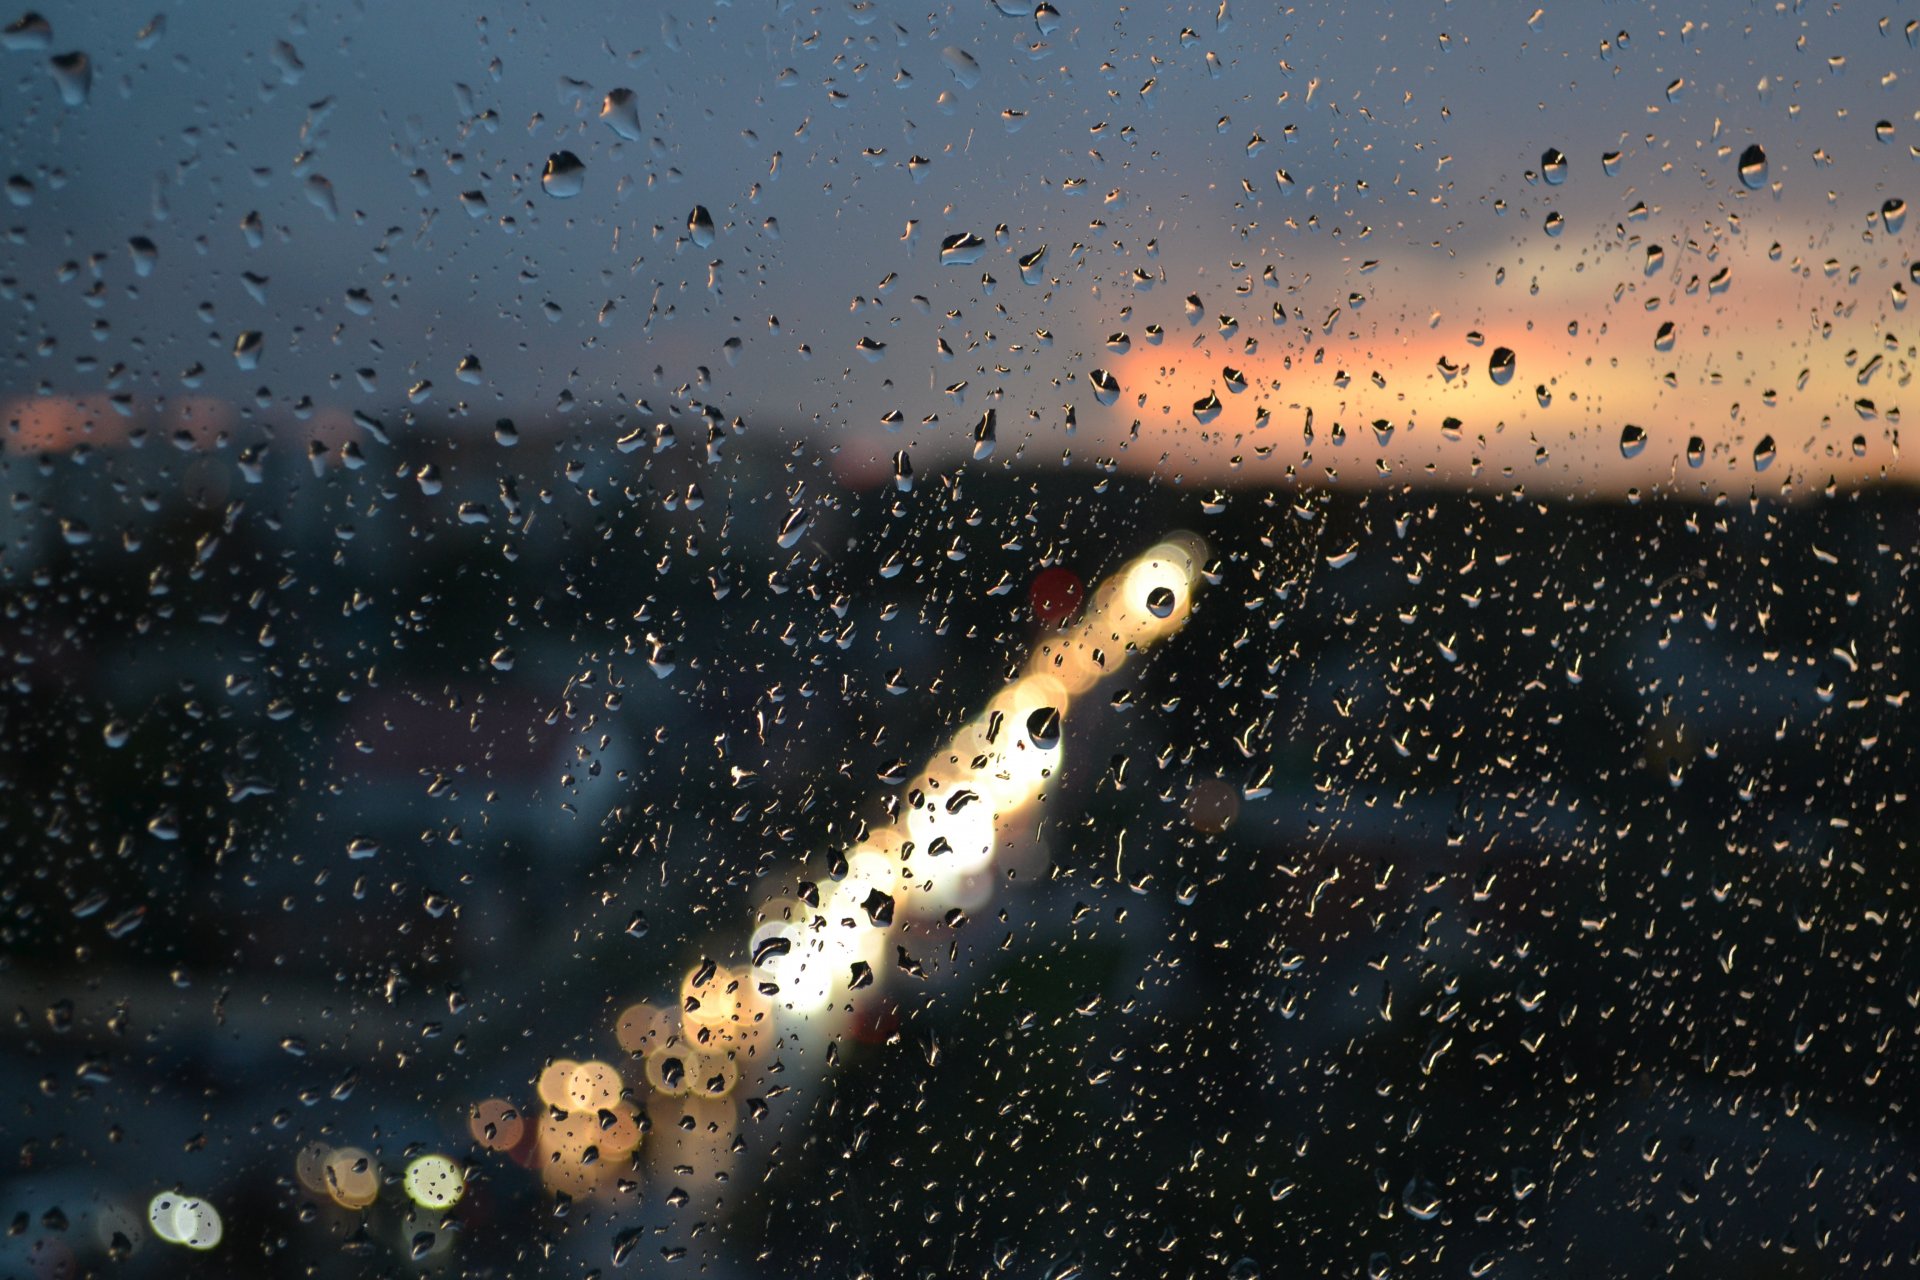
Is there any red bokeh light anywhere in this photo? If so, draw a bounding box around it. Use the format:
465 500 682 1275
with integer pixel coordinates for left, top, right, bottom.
1028 567 1084 626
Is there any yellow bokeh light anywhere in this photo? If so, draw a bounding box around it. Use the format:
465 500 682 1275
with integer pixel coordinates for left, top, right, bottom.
147 1194 221 1250
323 1147 380 1210
615 1001 672 1056
403 1154 466 1210
534 1058 579 1110
566 1059 623 1113
468 1097 527 1152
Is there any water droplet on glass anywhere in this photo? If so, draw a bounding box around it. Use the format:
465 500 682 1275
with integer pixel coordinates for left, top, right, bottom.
48 50 89 105
777 506 811 549
1401 1176 1442 1221
1540 147 1567 185
1619 424 1647 458
688 204 715 247
2 12 52 51
939 231 985 266
1882 198 1908 235
1487 347 1516 385
1738 143 1768 189
601 87 643 140
233 331 263 370
1026 706 1062 750
972 409 996 460
541 151 585 198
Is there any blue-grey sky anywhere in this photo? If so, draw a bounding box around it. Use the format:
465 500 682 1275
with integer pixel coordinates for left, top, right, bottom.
5 0 1912 491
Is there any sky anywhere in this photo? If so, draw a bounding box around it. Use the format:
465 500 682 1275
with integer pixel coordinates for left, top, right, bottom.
3 0 1914 496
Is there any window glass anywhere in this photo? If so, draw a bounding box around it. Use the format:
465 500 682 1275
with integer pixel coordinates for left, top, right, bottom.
3 3 1914 1275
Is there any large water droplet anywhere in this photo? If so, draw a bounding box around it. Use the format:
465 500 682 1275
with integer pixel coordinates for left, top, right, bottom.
1738 143 1768 190
688 205 715 247
600 87 643 140
48 50 90 105
1488 347 1517 385
541 151 585 198
2 12 52 51
939 231 985 266
1026 706 1062 750
1540 147 1568 185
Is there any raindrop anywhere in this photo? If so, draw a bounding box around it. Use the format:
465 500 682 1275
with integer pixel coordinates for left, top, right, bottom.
48 50 90 105
600 87 643 140
1882 198 1908 235
232 331 264 370
972 409 997 461
540 151 585 198
1401 1176 1442 1221
1488 347 1517 385
1026 706 1062 750
939 231 986 265
1686 436 1705 467
1738 143 1768 190
127 236 158 276
688 205 715 247
1146 585 1177 618
1018 245 1048 284
1 12 51 51
1752 435 1776 470
1540 147 1568 185
1619 424 1647 458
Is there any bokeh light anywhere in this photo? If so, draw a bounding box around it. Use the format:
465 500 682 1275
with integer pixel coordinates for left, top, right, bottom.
403 1154 466 1210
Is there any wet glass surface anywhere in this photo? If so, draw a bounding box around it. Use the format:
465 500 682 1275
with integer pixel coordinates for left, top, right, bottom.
2 3 1917 1276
